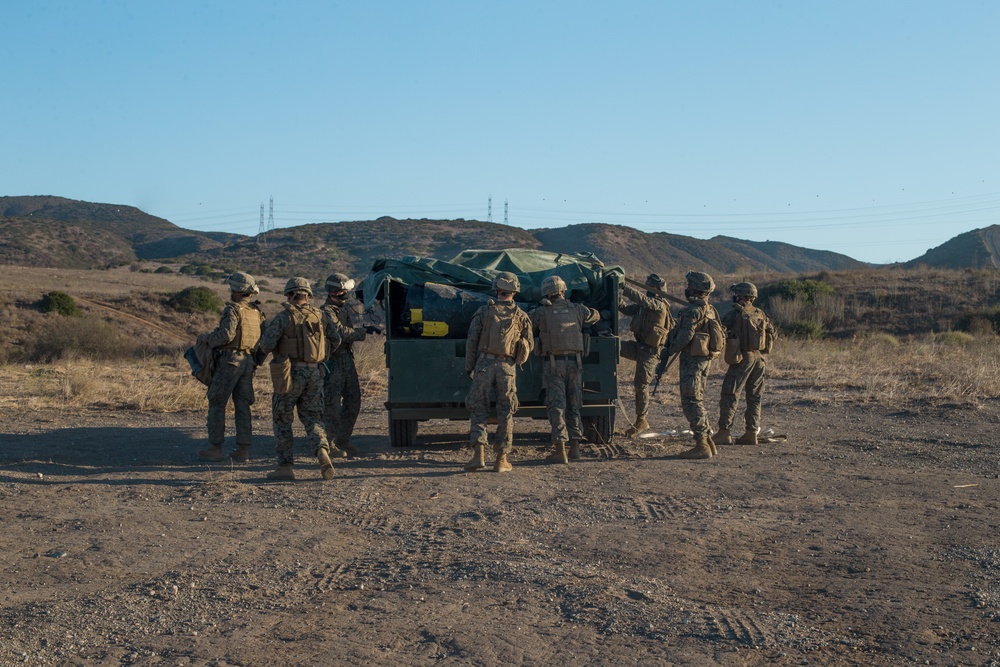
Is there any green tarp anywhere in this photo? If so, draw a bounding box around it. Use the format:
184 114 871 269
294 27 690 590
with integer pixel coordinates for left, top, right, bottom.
359 248 624 310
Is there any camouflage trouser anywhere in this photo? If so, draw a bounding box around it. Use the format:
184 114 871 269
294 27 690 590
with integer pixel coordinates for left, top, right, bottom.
272 364 328 466
678 352 713 438
206 351 256 446
542 358 584 444
718 350 766 433
322 352 362 449
466 357 518 456
621 340 660 421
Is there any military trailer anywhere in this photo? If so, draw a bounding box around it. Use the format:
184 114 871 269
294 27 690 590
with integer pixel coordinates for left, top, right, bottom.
358 249 622 447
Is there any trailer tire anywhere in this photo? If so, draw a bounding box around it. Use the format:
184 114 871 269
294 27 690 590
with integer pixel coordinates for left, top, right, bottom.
583 414 614 445
389 418 418 447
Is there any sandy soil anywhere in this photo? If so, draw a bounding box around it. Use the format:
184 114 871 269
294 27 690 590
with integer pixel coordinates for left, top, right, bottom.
2 373 1000 667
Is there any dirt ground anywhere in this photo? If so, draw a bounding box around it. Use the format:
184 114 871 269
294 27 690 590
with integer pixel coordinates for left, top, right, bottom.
2 372 1000 666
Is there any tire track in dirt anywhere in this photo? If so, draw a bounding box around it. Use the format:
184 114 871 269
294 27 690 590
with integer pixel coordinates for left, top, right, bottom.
75 296 191 343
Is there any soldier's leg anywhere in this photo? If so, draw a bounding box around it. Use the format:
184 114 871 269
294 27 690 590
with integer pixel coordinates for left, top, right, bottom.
202 357 242 460
494 363 519 457
338 358 363 452
298 368 334 480
742 354 767 435
466 362 492 447
633 346 659 424
543 363 570 445
565 363 585 442
231 356 256 445
719 359 752 431
271 392 297 467
678 355 713 460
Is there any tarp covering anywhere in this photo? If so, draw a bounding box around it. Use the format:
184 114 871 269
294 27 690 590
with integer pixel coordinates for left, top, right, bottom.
358 248 624 310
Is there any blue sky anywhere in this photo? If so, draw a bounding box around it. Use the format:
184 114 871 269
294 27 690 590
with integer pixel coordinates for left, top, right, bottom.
3 1 998 264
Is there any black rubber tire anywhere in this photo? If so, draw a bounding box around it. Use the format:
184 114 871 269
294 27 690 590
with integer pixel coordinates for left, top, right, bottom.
389 418 418 447
583 414 614 445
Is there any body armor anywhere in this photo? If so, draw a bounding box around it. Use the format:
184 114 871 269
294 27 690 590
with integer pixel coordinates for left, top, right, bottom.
477 302 526 357
275 304 326 363
629 302 671 348
537 299 585 355
219 301 264 352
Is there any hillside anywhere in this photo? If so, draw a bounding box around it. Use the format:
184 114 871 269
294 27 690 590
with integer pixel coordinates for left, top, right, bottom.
0 195 234 264
905 225 1000 269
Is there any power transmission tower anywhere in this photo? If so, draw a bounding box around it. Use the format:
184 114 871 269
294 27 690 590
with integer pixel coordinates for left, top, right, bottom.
504 199 508 225
267 196 274 232
257 202 266 247
487 195 492 223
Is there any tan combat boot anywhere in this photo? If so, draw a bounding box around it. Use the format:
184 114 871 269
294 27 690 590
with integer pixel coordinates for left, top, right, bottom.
266 465 295 480
568 439 581 460
317 449 335 480
545 441 569 464
198 444 225 462
735 430 758 446
229 445 251 463
624 417 650 438
342 443 361 457
713 428 732 447
708 437 718 457
678 435 713 460
464 444 487 471
328 446 348 459
494 453 513 473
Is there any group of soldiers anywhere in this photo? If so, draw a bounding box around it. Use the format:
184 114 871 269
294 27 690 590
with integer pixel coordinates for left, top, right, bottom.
196 267 775 480
197 271 376 480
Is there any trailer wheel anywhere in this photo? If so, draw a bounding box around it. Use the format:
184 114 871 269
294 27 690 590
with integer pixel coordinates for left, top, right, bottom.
583 414 614 445
389 418 418 447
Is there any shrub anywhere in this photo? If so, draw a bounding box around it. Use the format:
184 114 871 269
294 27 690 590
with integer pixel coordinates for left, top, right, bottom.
26 316 134 362
934 331 974 346
38 291 81 317
785 321 824 340
154 266 174 274
167 286 223 314
759 279 835 306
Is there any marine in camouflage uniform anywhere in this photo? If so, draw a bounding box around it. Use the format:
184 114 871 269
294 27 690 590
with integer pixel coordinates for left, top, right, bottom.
254 277 342 481
464 272 533 473
715 282 776 448
619 273 673 437
197 271 266 463
660 271 721 460
531 275 600 463
321 272 374 458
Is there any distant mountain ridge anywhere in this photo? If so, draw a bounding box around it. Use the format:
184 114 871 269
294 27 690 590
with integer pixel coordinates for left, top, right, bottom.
1 194 966 279
905 225 1000 269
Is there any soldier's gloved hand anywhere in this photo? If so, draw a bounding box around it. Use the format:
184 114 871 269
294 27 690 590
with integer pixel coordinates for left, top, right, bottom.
252 350 268 367
467 370 474 379
364 325 382 335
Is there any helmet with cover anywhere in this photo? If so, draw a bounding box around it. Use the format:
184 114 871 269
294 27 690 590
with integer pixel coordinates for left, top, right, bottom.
685 271 715 294
730 282 758 299
492 271 520 294
540 275 567 297
225 271 259 295
645 273 666 290
325 272 356 294
284 276 313 297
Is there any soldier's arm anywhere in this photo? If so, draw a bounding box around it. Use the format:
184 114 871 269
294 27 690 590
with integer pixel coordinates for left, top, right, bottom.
621 284 666 312
255 311 289 356
465 309 484 373
203 304 240 348
663 308 699 357
580 304 600 326
324 313 344 354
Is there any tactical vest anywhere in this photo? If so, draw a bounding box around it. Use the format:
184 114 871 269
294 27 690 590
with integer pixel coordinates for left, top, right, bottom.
219 301 264 352
537 299 585 355
478 302 525 358
275 304 326 363
735 304 770 352
323 302 352 354
630 301 672 349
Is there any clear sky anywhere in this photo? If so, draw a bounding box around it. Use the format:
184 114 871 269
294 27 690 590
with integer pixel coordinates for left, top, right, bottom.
4 1 999 264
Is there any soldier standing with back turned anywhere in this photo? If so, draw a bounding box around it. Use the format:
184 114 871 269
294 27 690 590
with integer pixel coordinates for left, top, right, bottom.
197 271 266 463
254 277 342 481
659 271 722 460
714 282 776 448
464 272 533 473
619 273 673 437
531 275 600 463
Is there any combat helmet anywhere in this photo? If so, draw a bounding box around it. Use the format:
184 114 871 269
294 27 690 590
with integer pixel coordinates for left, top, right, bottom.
225 271 259 295
284 276 313 297
645 273 666 290
685 271 715 294
540 275 567 297
492 271 520 294
325 272 356 293
730 282 758 299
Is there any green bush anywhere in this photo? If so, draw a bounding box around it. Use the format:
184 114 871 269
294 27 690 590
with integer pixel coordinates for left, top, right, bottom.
759 279 835 307
934 331 974 345
38 291 81 317
957 307 1000 335
154 266 174 274
26 316 134 362
167 286 223 314
785 321 824 340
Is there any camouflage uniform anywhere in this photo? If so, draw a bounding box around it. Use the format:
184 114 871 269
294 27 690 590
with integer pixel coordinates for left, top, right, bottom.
718 301 774 437
465 301 533 456
663 296 720 441
619 283 672 429
321 299 366 453
204 299 265 452
257 303 342 467
531 297 600 445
